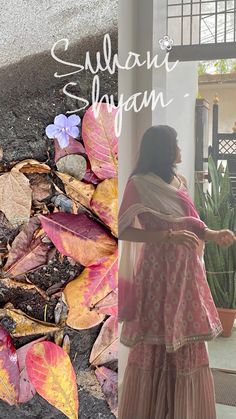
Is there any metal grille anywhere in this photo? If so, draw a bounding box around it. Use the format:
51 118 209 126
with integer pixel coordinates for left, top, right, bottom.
218 137 236 156
167 1 236 60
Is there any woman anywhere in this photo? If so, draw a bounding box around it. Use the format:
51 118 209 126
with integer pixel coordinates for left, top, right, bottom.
118 125 235 419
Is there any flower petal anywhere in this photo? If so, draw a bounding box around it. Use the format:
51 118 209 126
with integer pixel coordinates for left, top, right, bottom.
67 126 80 139
57 131 70 149
67 114 81 127
54 114 68 128
46 124 60 139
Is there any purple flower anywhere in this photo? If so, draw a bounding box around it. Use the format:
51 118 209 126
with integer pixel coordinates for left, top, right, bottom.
46 114 81 148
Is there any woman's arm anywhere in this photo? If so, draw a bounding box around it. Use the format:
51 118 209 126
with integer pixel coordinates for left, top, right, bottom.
204 227 236 247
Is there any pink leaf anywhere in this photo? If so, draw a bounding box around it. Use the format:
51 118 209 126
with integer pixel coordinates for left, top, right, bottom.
0 325 20 405
54 137 86 163
95 366 118 417
17 337 46 403
82 104 118 180
39 213 117 266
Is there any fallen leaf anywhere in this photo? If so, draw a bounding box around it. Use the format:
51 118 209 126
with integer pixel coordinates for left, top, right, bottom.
26 341 78 419
63 250 118 329
89 315 118 366
56 171 95 209
28 173 52 202
54 137 85 163
82 160 100 185
0 170 32 227
0 307 59 337
0 325 20 405
82 103 118 179
95 367 118 417
95 289 118 316
3 217 53 278
90 178 118 236
56 155 87 180
12 159 51 173
17 336 46 403
39 212 117 266
0 277 47 300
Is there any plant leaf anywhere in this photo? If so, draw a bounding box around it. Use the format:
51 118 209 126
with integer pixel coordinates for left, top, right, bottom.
94 289 118 316
0 277 47 300
17 336 46 403
91 178 118 236
26 341 78 419
89 315 118 366
0 170 32 227
0 307 59 337
63 250 118 329
56 155 87 180
12 159 51 173
39 213 117 266
82 103 118 179
56 172 95 209
3 217 52 278
95 366 118 418
54 137 85 163
0 325 20 405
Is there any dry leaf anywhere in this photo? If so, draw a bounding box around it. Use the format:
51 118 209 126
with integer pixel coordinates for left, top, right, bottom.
82 104 118 179
95 289 118 317
39 213 117 267
0 170 32 227
56 155 87 180
54 137 85 163
89 316 118 366
12 159 51 173
95 367 118 417
28 173 52 202
0 325 20 405
0 307 59 337
56 172 95 209
90 178 118 236
17 336 46 403
0 278 47 300
3 217 52 278
63 251 118 330
26 341 78 419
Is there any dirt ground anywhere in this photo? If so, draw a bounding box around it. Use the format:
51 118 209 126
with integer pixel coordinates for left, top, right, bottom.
0 39 118 417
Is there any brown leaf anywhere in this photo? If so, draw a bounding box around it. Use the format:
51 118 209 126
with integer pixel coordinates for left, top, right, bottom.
56 172 95 209
0 170 32 227
56 155 87 180
3 217 53 278
0 211 18 243
12 159 51 173
28 173 52 202
0 278 47 300
0 307 59 337
89 316 118 366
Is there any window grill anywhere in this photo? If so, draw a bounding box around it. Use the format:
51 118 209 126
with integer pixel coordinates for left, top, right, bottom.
167 1 236 61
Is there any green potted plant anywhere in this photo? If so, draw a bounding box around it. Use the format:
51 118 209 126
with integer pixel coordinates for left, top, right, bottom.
195 156 236 336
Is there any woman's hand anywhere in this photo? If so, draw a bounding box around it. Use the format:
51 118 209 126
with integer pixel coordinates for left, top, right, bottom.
168 230 199 250
211 229 236 247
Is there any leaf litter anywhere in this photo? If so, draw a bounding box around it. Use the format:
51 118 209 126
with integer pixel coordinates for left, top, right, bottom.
0 104 118 418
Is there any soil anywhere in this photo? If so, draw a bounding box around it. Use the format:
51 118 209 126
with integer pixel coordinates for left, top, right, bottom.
0 32 118 418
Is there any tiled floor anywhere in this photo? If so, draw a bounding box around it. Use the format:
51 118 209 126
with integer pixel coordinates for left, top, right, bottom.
208 324 236 419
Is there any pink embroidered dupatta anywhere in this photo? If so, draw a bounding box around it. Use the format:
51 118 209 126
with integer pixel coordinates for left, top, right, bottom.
118 172 207 323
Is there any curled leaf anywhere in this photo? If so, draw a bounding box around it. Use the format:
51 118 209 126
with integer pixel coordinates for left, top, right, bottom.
63 250 118 330
0 325 20 405
39 212 117 266
82 103 118 179
12 159 51 173
90 178 118 236
89 315 118 366
0 307 59 337
26 341 78 419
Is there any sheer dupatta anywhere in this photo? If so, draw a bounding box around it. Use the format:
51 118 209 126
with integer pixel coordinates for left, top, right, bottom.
118 172 207 323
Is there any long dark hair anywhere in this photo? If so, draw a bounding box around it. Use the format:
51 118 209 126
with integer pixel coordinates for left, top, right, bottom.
129 125 178 183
